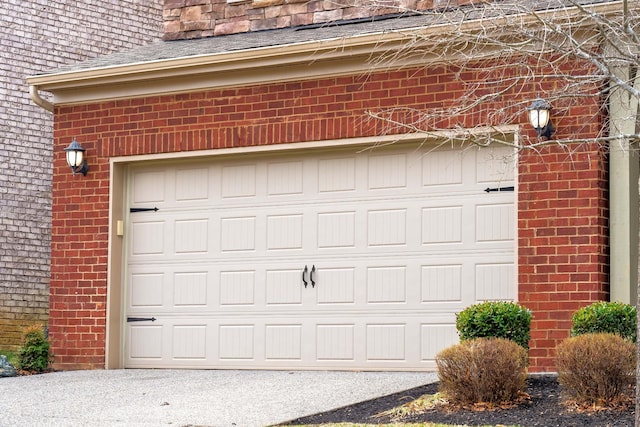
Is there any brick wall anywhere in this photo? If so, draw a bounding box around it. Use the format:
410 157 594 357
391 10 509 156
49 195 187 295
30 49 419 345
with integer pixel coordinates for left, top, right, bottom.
0 0 162 350
51 63 607 371
163 0 478 39
518 145 609 370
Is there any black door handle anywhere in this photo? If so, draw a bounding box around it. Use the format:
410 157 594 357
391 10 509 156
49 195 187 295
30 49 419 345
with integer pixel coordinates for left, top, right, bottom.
302 265 308 288
310 265 316 288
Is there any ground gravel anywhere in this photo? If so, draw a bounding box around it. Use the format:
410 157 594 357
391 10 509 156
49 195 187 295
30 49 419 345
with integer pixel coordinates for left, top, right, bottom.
281 375 634 426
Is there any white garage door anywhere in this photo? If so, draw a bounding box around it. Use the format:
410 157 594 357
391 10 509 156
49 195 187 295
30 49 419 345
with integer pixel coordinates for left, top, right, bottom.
124 142 515 370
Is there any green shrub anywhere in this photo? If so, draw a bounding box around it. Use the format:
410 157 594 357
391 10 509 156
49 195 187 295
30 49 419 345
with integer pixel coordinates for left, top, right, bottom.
456 301 532 349
436 337 528 407
556 333 636 407
571 301 636 342
17 324 52 373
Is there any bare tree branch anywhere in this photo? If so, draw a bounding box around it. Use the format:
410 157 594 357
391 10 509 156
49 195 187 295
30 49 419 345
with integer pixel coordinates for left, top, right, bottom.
344 0 639 151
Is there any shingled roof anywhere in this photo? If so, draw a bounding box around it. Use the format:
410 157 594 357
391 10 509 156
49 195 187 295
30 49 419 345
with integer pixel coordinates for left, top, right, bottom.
37 0 612 76
48 13 426 74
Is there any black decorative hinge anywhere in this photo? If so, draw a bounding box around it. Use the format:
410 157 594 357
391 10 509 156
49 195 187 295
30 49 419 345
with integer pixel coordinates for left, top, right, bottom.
484 186 514 193
130 207 159 213
127 317 157 322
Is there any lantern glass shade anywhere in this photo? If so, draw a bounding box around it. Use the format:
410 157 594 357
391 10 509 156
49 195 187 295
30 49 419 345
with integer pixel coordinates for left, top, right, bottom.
529 108 550 130
64 138 88 176
66 148 83 169
527 98 554 139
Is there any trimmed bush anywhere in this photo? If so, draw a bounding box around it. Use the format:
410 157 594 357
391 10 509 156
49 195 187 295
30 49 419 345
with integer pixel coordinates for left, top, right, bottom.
571 301 636 342
556 333 636 407
456 301 532 349
17 324 52 373
436 337 528 407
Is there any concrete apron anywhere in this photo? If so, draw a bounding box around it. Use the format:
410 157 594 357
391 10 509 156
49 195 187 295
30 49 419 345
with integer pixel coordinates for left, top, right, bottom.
0 369 437 427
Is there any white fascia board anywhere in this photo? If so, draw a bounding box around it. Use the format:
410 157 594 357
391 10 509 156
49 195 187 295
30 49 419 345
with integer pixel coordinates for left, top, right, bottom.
26 30 411 89
26 1 624 106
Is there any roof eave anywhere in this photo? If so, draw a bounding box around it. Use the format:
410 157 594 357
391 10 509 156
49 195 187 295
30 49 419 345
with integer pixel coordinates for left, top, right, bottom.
26 1 625 107
26 29 415 90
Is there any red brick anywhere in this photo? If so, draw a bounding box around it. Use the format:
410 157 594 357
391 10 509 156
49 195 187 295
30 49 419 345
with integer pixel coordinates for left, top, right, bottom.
50 62 607 373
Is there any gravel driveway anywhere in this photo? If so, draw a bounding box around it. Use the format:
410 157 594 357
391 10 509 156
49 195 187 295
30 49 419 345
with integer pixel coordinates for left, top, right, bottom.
0 369 436 426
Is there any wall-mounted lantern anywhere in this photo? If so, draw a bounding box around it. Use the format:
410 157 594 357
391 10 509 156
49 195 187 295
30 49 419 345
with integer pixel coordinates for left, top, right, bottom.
527 98 554 140
64 138 88 176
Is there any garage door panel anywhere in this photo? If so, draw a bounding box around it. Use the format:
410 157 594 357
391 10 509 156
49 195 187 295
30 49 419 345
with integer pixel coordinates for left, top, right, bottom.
422 145 515 191
421 201 513 249
476 263 516 301
267 161 304 196
130 272 164 307
421 264 463 302
175 167 210 201
128 201 511 261
173 271 208 306
368 153 408 190
266 269 304 305
130 220 166 256
476 146 515 183
125 142 515 370
221 164 257 198
367 209 407 247
173 325 208 359
132 169 166 203
366 323 406 361
174 218 209 254
317 324 356 361
126 314 461 369
265 324 303 360
422 149 463 186
127 256 512 315
317 211 356 248
318 157 356 193
127 319 215 368
421 206 463 244
220 216 257 252
315 267 355 304
266 214 304 250
128 325 163 362
366 266 407 304
128 267 213 314
219 270 256 306
476 203 515 242
219 324 255 360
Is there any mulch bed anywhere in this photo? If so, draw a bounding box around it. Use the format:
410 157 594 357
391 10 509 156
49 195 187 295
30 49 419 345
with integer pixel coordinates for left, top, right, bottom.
281 375 634 426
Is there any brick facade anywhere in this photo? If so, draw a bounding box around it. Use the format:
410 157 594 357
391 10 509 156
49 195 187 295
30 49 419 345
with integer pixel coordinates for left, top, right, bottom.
50 64 607 371
518 145 609 370
0 0 162 350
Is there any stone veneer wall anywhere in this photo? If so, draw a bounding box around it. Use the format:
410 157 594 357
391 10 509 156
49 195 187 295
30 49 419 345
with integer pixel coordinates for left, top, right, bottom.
0 0 162 350
163 0 478 40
